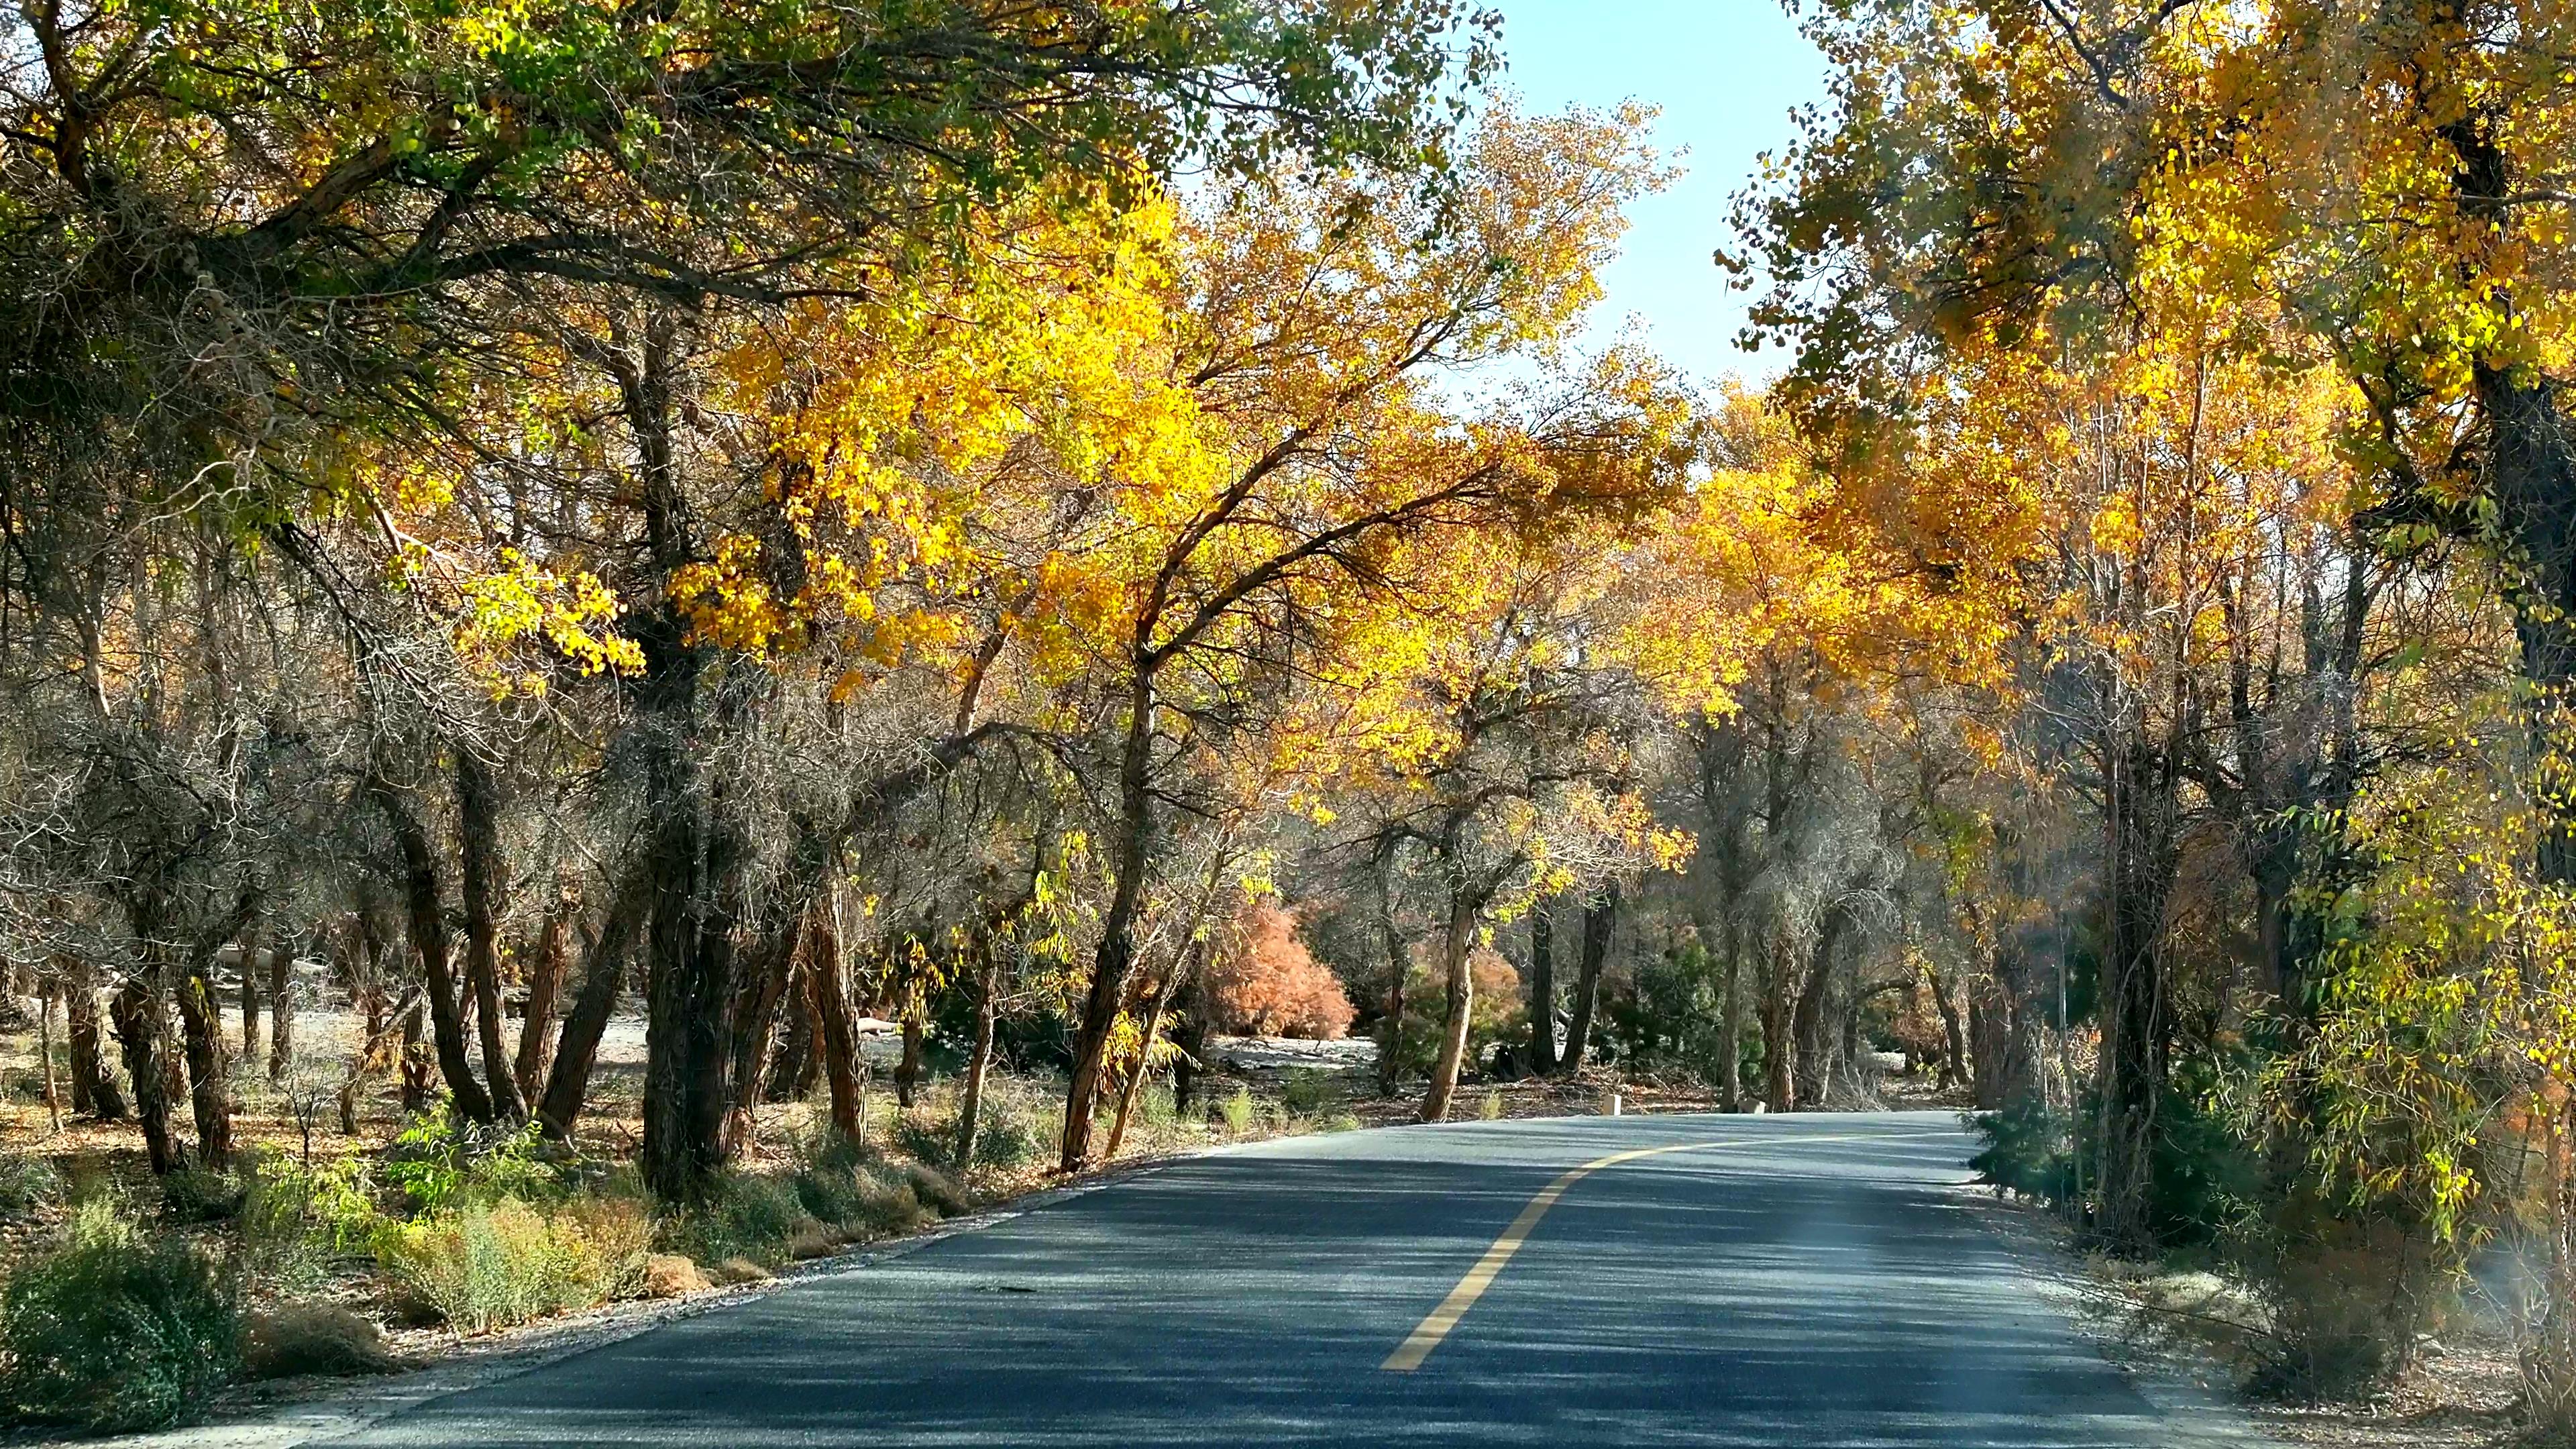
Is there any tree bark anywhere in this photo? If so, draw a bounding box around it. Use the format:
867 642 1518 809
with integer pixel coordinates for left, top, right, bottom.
36 973 59 1132
399 999 433 1113
1762 934 1796 1111
1060 674 1156 1172
237 922 261 1062
110 977 183 1173
1560 883 1618 1075
1377 876 1409 1097
1419 890 1479 1123
1926 963 1968 1090
895 977 926 1108
804 894 867 1146
956 953 1000 1169
1719 916 1746 1112
65 961 122 1119
722 912 805 1152
267 924 294 1080
174 955 234 1162
514 891 574 1105
454 751 526 1122
370 772 496 1123
1527 898 1558 1075
535 876 647 1140
1103 983 1173 1163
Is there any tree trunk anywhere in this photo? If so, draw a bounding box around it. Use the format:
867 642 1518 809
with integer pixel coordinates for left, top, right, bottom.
1762 934 1796 1111
535 877 647 1140
340 985 418 1135
110 977 182 1173
514 893 574 1105
1419 890 1478 1123
1527 898 1559 1075
1560 883 1618 1075
371 773 496 1123
1377 883 1409 1097
1103 985 1173 1163
956 954 1000 1169
267 926 294 1081
36 973 59 1133
722 913 804 1152
454 752 526 1122
237 923 261 1063
767 981 818 1103
895 978 925 1108
1927 964 1968 1090
65 963 121 1119
1059 675 1156 1173
399 999 433 1112
174 957 233 1163
1719 916 1746 1112
1791 925 1837 1109
2092 743 2182 1248
1172 969 1210 1113
806 896 867 1146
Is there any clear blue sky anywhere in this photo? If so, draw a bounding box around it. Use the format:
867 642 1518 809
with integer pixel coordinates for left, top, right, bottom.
1486 1 1825 384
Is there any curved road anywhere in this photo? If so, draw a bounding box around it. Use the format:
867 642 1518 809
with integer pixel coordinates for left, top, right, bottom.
332 1112 2247 1448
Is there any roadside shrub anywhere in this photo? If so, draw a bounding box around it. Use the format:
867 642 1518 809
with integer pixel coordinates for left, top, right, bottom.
894 1087 1051 1171
161 1164 247 1223
2235 1208 2436 1403
1220 1085 1256 1133
240 1155 380 1293
1282 1069 1341 1116
1965 1100 2076 1204
379 1195 645 1334
664 1173 810 1270
0 1147 62 1220
241 1303 398 1380
903 1163 967 1217
0 1199 241 1430
382 1112 555 1214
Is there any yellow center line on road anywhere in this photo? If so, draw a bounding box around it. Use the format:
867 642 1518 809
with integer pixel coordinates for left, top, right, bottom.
1378 1130 1949 1373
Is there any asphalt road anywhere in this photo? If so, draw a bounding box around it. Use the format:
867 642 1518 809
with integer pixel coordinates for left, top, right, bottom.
330 1112 2245 1448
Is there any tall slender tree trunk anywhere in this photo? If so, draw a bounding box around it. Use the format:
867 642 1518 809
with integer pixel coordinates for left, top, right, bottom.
1419 890 1479 1123
1103 985 1174 1163
64 961 121 1119
535 877 647 1140
1560 883 1618 1075
1527 898 1558 1075
1377 877 1408 1097
237 922 261 1062
36 973 59 1133
371 773 496 1123
110 977 182 1173
515 891 574 1104
722 914 804 1152
1762 934 1796 1111
806 895 867 1146
1719 916 1745 1112
174 957 233 1162
895 977 926 1109
2092 741 2181 1248
267 926 294 1080
455 752 526 1122
1790 924 1838 1109
1926 963 1968 1090
956 953 1000 1169
398 1000 433 1113
1061 675 1157 1172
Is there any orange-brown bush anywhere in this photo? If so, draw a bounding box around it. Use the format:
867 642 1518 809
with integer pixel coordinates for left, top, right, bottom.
1205 902 1356 1040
